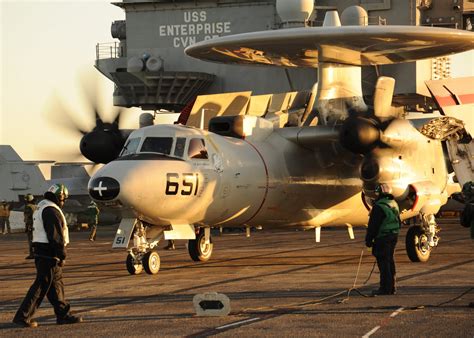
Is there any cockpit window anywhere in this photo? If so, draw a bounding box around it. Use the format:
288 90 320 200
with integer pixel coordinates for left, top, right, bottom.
120 137 141 157
174 137 186 158
188 138 208 159
140 137 173 155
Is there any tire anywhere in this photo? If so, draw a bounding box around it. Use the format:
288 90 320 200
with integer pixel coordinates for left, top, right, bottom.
143 251 160 275
405 226 431 263
188 229 213 262
126 253 143 275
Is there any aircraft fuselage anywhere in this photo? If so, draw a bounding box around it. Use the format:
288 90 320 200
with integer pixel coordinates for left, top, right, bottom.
89 124 369 229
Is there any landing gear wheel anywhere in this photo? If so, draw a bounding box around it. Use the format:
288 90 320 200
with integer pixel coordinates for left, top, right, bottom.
188 229 213 262
406 226 431 263
143 251 161 275
126 253 143 275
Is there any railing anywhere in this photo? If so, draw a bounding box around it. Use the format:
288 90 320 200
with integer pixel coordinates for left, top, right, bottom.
311 15 387 26
421 22 459 29
96 42 123 60
370 16 387 26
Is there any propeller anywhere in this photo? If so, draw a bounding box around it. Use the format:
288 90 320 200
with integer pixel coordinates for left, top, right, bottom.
338 76 404 197
339 76 397 154
43 72 129 164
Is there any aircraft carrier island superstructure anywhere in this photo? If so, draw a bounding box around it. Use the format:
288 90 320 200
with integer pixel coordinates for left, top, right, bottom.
95 0 474 112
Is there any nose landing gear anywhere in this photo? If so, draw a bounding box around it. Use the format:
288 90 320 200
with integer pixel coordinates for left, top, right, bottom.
125 220 163 275
123 221 214 275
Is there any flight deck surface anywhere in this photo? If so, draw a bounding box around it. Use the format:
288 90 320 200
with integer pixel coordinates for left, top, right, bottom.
0 218 472 337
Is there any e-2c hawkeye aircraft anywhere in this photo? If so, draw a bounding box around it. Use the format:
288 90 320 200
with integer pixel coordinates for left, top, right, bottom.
88 11 474 275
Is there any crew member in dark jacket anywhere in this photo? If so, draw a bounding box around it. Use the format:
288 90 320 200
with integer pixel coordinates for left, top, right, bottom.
86 201 100 241
365 183 401 296
24 194 36 259
461 181 474 239
13 184 83 328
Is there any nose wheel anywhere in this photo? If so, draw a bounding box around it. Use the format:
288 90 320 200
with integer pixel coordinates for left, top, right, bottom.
126 253 143 275
126 251 161 275
143 251 161 275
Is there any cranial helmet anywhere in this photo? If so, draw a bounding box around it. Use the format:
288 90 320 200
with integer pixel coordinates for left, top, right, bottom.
25 194 34 202
375 183 392 196
47 184 69 201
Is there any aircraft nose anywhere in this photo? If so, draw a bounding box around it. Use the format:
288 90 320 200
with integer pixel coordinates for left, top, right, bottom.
88 176 120 201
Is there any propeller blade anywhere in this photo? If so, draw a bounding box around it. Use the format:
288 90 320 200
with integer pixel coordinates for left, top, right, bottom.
373 76 396 121
112 107 125 127
35 144 85 162
79 72 104 127
43 93 89 137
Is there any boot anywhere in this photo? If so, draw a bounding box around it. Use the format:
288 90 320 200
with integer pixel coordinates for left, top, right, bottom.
57 315 83 325
12 318 38 328
371 289 391 296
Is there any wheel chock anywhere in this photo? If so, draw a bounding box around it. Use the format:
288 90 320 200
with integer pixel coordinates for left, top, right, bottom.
193 292 231 316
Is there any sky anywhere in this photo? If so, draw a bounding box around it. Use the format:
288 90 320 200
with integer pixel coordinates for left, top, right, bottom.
1 1 473 162
0 0 160 162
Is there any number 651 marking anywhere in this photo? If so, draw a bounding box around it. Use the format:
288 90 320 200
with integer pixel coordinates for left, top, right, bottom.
166 173 199 196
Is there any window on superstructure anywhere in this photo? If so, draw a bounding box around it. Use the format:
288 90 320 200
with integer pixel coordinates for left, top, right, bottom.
188 138 208 160
140 137 173 155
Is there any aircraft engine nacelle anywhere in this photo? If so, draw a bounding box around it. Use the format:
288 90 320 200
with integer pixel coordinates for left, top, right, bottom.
357 119 448 202
360 148 415 199
379 119 424 150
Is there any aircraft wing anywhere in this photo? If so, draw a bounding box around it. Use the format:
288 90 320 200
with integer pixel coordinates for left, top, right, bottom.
185 26 474 67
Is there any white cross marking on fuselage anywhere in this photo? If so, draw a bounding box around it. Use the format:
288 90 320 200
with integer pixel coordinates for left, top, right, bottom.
93 181 108 197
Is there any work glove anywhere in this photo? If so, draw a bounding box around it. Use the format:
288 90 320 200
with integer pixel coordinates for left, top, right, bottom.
365 240 373 248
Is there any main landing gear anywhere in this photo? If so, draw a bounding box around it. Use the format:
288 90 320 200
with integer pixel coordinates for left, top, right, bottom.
405 214 440 263
124 222 213 275
188 228 214 262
